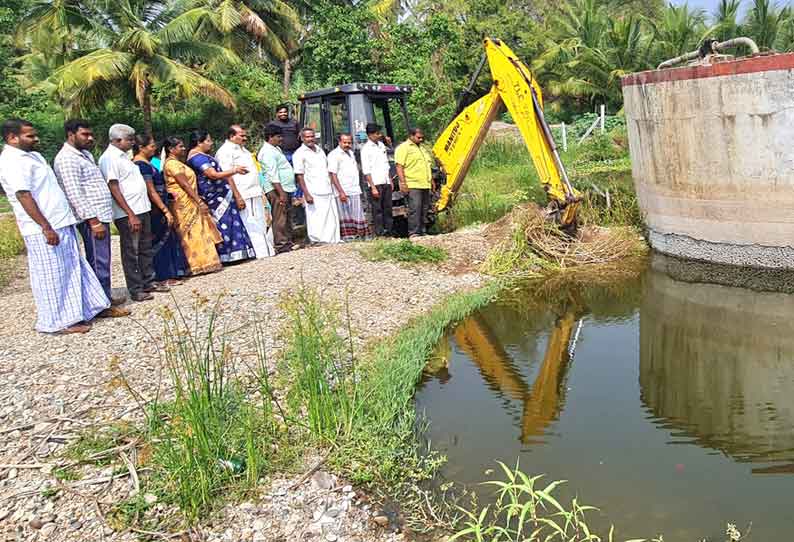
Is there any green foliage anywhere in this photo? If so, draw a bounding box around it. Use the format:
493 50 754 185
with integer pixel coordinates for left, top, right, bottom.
361 239 448 264
451 461 665 542
0 215 25 289
282 288 361 442
140 299 279 520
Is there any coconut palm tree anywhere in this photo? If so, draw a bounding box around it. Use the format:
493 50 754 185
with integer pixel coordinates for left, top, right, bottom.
649 4 708 65
743 0 791 50
713 0 743 42
22 0 239 133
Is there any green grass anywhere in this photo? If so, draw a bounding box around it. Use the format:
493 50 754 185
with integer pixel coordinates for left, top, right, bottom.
360 239 448 264
0 215 24 288
0 195 11 214
439 130 640 231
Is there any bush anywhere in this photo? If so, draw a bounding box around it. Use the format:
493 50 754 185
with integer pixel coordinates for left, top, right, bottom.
361 239 448 263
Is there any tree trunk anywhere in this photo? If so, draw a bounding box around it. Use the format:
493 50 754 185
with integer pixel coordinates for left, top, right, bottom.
142 85 153 135
282 58 292 99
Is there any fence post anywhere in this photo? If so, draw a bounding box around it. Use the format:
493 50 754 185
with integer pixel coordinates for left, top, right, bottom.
561 122 567 152
600 104 606 134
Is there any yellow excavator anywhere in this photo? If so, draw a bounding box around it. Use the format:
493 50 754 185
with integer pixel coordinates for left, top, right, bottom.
433 38 581 228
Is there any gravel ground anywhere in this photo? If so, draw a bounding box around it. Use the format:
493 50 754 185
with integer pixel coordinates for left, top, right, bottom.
0 232 488 542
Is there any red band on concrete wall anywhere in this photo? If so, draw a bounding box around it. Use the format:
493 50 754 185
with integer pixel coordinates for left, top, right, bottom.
621 53 794 87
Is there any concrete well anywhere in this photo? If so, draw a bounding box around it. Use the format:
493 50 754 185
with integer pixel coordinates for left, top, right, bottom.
622 54 794 269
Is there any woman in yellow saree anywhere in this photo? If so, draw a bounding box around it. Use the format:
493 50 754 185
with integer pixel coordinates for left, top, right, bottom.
162 137 223 275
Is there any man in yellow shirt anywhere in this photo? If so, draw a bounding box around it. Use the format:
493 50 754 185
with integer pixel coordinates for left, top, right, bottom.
395 127 435 237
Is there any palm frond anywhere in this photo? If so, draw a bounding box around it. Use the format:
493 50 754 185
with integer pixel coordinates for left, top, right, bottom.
149 54 236 109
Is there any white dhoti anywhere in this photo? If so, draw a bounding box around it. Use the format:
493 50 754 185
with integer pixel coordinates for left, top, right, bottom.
306 194 341 244
241 196 275 258
25 225 110 333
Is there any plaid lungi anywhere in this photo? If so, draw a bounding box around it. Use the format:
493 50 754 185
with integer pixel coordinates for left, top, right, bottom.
338 194 371 241
25 225 110 333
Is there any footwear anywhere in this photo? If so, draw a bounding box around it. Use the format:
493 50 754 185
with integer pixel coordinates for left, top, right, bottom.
144 283 171 293
131 292 155 302
110 296 127 306
58 323 92 335
98 306 132 318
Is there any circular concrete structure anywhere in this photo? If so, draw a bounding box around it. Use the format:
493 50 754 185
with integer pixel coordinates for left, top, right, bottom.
622 54 794 269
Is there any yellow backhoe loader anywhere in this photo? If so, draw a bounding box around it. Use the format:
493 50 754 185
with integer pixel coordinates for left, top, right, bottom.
433 38 581 228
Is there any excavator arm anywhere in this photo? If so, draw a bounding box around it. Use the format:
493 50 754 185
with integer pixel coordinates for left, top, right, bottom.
432 38 581 227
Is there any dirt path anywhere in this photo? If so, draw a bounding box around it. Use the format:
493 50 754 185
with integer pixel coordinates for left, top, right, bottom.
0 231 489 542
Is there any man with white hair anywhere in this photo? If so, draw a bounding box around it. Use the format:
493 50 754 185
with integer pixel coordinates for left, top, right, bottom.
99 123 164 302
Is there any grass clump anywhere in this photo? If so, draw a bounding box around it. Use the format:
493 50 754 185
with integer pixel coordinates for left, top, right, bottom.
0 215 24 288
361 239 447 264
451 462 665 542
141 300 280 520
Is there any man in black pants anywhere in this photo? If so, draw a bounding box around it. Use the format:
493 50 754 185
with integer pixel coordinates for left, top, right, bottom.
395 127 434 238
360 123 393 236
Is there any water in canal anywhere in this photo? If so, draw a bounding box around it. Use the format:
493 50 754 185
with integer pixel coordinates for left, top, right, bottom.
415 255 794 541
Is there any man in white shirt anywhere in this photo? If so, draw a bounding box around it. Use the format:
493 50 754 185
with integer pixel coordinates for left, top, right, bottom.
99 124 161 302
0 118 109 334
216 124 272 258
328 133 370 241
293 128 340 244
360 123 394 236
54 118 129 317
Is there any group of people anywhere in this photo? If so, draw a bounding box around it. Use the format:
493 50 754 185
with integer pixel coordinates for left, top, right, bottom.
0 103 431 335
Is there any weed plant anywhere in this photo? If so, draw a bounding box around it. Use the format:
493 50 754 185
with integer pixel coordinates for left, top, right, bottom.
361 239 447 264
142 299 279 520
451 462 665 542
0 215 24 288
281 288 361 442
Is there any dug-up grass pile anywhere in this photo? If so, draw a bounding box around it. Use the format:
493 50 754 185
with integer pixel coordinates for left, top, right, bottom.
482 204 647 275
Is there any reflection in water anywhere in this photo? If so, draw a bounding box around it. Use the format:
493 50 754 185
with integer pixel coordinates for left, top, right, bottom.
450 312 580 443
416 257 794 539
640 259 794 469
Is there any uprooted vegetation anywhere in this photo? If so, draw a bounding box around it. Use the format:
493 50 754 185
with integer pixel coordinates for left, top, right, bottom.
481 204 648 277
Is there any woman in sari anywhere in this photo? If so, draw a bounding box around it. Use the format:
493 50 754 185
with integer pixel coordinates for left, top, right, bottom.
133 134 189 285
162 137 223 275
187 130 256 264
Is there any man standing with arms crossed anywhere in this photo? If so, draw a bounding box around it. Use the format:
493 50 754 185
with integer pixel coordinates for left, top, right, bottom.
216 124 272 259
360 123 393 236
0 119 109 334
395 127 435 238
293 128 340 244
54 119 130 316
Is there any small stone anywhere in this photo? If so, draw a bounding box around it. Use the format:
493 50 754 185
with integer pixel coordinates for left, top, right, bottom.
41 523 57 538
0 509 8 522
325 534 338 542
29 518 45 530
373 515 389 527
8 468 17 480
324 508 340 518
69 520 83 531
341 485 352 493
252 519 266 531
143 493 158 506
311 471 334 490
275 486 287 496
41 464 53 475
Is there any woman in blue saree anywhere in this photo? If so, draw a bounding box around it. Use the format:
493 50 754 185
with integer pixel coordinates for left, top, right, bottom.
186 130 256 264
133 134 189 284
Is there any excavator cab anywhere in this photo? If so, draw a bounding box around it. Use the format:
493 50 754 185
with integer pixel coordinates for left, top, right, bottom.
298 83 414 234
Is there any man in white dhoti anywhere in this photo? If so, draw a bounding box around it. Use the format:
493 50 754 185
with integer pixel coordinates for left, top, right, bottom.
216 124 274 258
293 128 340 245
0 118 109 334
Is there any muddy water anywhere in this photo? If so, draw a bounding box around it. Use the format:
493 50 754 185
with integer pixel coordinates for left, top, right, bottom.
415 256 794 540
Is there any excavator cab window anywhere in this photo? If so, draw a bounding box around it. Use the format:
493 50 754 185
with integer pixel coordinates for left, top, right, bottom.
371 97 409 144
302 100 324 147
327 97 350 149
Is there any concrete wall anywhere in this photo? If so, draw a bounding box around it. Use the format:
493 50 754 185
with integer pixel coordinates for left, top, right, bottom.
622 55 794 268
